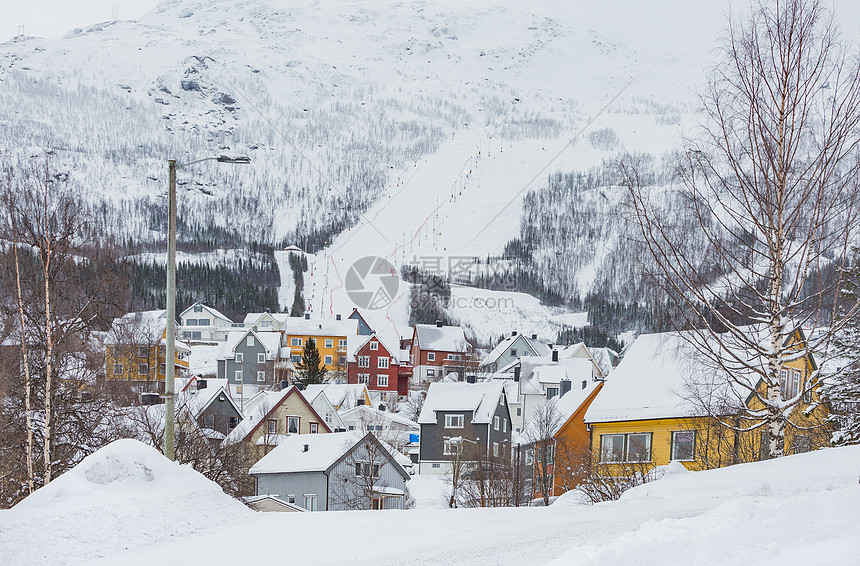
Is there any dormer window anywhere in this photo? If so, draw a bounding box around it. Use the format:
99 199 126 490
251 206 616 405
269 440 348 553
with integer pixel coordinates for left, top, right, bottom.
193 305 203 313
370 341 378 351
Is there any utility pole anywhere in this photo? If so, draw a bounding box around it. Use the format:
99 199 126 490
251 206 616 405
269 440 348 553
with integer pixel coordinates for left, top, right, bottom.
164 160 177 460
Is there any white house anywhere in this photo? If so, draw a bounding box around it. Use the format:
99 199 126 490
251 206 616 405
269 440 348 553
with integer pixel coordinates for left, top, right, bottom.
178 302 234 342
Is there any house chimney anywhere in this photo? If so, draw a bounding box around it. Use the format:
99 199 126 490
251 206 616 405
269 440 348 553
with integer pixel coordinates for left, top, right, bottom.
197 379 207 390
303 444 309 453
552 350 559 362
336 314 342 320
435 320 443 328
560 379 571 397
582 380 587 390
512 331 518 336
305 313 311 320
531 334 537 340
514 366 520 382
548 343 553 349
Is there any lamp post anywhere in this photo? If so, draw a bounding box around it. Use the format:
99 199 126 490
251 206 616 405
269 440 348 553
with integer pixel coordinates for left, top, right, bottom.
164 155 250 460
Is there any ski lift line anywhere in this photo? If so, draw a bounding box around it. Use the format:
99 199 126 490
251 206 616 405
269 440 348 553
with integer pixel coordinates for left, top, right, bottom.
222 77 394 246
464 77 635 248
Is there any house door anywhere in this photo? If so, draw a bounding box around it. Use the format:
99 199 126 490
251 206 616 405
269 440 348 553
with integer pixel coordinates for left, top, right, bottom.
372 498 382 510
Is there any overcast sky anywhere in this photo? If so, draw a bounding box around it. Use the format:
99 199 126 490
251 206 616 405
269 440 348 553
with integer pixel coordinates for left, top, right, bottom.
2 1 161 43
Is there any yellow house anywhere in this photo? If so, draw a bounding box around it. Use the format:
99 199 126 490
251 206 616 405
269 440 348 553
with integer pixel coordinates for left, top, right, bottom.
584 328 827 476
104 310 190 393
282 317 360 372
223 385 332 457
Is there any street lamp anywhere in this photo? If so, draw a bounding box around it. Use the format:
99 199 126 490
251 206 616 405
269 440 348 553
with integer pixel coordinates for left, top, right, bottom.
164 155 250 460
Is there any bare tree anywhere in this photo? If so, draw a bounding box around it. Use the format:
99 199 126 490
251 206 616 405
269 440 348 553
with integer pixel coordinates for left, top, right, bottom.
522 401 564 506
623 0 860 458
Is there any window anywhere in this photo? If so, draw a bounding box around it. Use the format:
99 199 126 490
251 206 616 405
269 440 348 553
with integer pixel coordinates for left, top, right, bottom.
358 374 370 384
516 407 521 416
186 319 197 326
193 305 203 313
257 371 266 382
503 419 507 433
159 363 166 375
287 416 300 434
267 419 278 434
427 369 435 378
427 352 436 361
138 363 149 376
325 413 333 424
234 370 243 382
325 339 333 349
227 416 238 429
324 355 333 365
510 349 517 357
287 494 296 504
378 357 389 369
671 431 696 461
197 318 210 326
304 495 317 511
792 370 801 399
445 414 464 429
261 320 272 328
291 337 302 347
358 356 370 368
138 346 149 357
447 353 456 361
310 423 319 434
338 339 347 349
432 463 441 469
204 414 215 428
235 353 243 363
376 375 389 388
372 464 380 477
494 416 500 431
779 368 789 398
546 387 559 400
493 442 499 457
291 355 301 363
370 341 378 351
113 363 123 375
257 353 265 364
339 356 347 367
247 335 254 347
191 331 201 341
599 433 652 463
443 440 457 455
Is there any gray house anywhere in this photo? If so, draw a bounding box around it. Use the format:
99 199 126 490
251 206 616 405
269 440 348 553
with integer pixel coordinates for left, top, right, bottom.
417 381 512 475
479 332 552 375
216 329 282 388
249 431 411 511
178 377 243 437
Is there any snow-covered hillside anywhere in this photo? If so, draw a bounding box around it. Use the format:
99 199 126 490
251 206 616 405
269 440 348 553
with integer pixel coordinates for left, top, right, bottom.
2 439 858 565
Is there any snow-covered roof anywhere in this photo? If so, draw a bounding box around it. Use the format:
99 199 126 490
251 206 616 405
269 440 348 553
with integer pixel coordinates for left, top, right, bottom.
217 329 282 360
178 379 242 419
520 380 602 441
285 317 359 337
339 405 420 430
518 357 594 396
414 324 468 352
105 310 167 344
303 383 369 409
243 312 291 325
481 334 552 367
417 381 505 424
222 386 299 444
179 302 232 323
584 331 751 424
247 431 366 474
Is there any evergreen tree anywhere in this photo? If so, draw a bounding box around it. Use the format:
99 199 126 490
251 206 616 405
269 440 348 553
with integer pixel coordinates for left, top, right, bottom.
827 251 860 446
296 338 327 385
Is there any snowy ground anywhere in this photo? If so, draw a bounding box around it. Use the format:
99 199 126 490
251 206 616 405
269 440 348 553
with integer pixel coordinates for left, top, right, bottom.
2 440 858 566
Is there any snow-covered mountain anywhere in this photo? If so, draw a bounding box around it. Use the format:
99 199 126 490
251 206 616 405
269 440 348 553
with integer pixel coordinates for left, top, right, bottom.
4 0 858 344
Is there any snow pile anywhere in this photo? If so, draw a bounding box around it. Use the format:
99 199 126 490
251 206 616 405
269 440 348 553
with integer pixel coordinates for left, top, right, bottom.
1 439 251 565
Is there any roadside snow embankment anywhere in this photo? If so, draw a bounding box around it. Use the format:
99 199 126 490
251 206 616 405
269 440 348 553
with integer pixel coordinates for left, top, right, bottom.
0 439 251 566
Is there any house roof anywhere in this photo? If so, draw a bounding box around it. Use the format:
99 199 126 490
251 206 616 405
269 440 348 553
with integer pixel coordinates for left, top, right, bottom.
520 380 602 442
178 379 242 420
222 386 331 445
518 357 594 396
584 331 759 424
285 317 359 337
339 405 420 431
249 431 409 478
481 334 552 367
243 312 291 325
105 310 168 344
414 324 468 352
417 381 505 425
178 302 232 323
303 383 369 409
218 329 282 360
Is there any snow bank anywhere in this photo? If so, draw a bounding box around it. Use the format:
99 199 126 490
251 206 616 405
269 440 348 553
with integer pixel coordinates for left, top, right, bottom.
1 439 251 565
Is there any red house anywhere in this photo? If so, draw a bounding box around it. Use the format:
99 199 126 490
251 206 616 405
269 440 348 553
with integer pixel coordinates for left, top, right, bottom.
347 334 409 403
409 321 475 384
